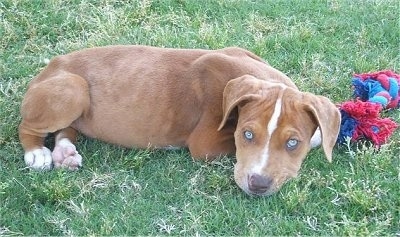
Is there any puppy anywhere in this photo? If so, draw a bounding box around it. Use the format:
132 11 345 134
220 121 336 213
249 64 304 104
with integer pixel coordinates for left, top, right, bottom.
19 45 340 196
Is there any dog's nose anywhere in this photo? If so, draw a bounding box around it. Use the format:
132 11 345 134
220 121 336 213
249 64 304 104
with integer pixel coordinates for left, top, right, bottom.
248 174 273 194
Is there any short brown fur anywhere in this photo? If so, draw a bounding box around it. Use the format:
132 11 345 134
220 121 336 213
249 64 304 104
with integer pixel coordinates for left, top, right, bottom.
19 45 340 196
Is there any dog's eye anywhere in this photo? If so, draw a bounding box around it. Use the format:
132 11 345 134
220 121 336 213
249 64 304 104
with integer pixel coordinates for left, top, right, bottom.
286 139 299 150
244 130 254 141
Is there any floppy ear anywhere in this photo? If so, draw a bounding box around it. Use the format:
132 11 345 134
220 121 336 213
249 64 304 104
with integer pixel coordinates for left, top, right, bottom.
303 93 341 162
218 75 262 131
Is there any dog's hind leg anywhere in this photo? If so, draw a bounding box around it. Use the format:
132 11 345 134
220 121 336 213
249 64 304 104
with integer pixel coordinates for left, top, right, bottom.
52 127 82 170
19 73 89 170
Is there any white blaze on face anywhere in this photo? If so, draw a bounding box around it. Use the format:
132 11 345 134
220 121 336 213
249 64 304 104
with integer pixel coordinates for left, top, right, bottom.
252 86 286 174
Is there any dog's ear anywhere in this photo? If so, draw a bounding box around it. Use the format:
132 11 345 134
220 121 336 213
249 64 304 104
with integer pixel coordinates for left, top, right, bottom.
302 93 341 162
218 75 262 131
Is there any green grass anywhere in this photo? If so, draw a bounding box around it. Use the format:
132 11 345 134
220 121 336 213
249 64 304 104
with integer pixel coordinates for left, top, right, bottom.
1 0 399 235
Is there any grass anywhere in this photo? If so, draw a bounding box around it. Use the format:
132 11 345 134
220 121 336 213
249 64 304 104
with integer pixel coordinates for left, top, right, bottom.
0 0 399 235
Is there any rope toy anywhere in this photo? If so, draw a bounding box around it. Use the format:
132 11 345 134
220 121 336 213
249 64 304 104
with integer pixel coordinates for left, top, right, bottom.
337 70 399 146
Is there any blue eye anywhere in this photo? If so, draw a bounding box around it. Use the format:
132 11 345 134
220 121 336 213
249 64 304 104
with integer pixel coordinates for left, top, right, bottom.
286 139 299 150
244 130 253 140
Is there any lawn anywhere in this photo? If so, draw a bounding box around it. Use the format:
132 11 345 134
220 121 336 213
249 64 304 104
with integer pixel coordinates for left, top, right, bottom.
0 0 399 235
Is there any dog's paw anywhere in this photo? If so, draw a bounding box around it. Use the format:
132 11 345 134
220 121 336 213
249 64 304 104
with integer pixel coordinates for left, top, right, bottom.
52 138 82 171
24 147 53 170
310 127 322 148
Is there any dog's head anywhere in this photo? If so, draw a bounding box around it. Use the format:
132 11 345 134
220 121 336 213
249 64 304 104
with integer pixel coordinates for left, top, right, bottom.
218 75 340 196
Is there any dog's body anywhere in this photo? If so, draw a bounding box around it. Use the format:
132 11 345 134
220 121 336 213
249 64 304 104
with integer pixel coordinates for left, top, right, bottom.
19 45 340 196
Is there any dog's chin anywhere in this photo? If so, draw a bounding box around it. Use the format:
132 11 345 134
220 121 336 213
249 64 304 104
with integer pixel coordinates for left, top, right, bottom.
247 190 276 197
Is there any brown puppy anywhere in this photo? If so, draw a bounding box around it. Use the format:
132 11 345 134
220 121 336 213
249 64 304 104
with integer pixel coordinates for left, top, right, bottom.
19 45 340 196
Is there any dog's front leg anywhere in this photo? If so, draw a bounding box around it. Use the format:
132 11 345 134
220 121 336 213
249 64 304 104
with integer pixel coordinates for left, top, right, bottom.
187 116 236 161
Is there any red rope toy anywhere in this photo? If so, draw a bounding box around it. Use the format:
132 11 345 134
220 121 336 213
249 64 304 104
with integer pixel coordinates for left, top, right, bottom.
337 70 399 146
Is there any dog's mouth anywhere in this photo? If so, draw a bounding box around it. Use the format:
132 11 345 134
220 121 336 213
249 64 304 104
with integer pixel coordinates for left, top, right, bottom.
234 174 280 197
240 184 277 197
233 161 296 196
247 188 275 197
234 168 290 196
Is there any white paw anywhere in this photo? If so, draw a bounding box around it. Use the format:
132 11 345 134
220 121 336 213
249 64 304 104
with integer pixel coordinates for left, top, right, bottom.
52 138 82 170
310 127 322 148
24 147 53 170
